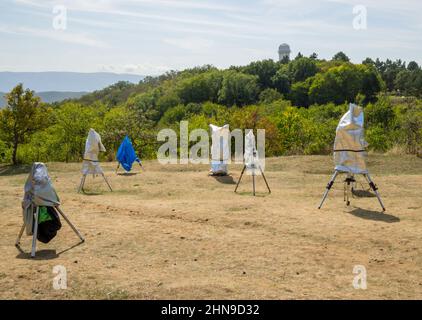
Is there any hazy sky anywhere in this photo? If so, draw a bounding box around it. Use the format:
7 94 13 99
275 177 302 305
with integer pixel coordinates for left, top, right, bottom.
0 0 421 75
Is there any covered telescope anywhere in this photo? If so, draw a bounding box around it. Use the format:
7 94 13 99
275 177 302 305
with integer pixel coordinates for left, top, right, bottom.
116 136 142 172
318 103 386 212
78 128 113 193
244 130 260 174
22 162 60 235
333 103 368 174
209 124 230 175
82 128 106 175
234 130 271 196
17 162 85 257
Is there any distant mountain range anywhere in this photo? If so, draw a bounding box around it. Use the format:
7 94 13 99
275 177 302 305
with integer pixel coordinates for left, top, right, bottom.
0 71 145 107
0 72 144 92
0 91 88 106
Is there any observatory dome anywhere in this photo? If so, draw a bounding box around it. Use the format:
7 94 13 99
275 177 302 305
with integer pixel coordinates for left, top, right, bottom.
278 43 291 61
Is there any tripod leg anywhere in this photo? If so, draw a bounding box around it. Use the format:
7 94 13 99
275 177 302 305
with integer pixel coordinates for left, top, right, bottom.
78 175 86 193
55 207 85 242
346 179 351 206
115 163 120 174
318 171 339 209
343 177 347 202
259 165 271 194
252 171 256 196
102 173 113 192
364 174 386 212
15 223 25 246
345 174 353 206
138 162 144 171
31 207 39 258
234 166 246 193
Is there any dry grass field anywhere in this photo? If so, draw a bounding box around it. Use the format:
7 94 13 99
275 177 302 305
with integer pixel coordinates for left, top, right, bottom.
0 155 421 299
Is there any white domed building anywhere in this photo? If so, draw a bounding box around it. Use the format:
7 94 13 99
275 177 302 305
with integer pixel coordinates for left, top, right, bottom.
278 43 291 61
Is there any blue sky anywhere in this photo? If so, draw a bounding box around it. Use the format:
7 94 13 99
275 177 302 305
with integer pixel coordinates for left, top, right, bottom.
0 0 421 75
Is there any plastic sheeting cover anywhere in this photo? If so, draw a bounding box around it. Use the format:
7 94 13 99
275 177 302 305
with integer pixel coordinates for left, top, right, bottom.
84 128 106 161
334 103 368 174
209 124 230 174
82 128 106 175
244 130 261 174
116 136 141 172
22 162 60 235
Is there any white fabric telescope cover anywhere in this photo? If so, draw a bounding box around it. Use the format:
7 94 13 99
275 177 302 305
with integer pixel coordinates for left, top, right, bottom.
209 124 230 174
22 162 60 235
81 160 104 175
244 130 261 174
334 103 368 174
84 128 106 161
82 128 106 175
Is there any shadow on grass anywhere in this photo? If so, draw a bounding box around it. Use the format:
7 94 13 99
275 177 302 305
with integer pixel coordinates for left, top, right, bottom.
0 164 31 176
117 172 138 176
349 208 400 223
352 189 376 198
211 175 236 185
16 249 58 260
235 191 269 197
80 190 104 196
15 241 84 260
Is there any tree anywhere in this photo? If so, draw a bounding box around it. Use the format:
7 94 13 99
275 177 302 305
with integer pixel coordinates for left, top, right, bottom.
156 90 181 119
287 57 319 83
373 58 406 92
53 103 100 162
395 69 422 97
289 80 311 107
362 57 375 65
271 68 291 94
100 106 138 157
160 103 202 126
407 61 419 71
365 97 395 129
295 52 304 60
309 52 318 60
218 71 260 107
259 88 283 104
332 51 350 62
360 65 384 102
177 70 223 105
0 84 45 164
308 64 383 105
127 89 161 123
280 55 290 65
243 59 278 89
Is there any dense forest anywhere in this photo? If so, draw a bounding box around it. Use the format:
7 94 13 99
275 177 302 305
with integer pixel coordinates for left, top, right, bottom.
0 51 421 165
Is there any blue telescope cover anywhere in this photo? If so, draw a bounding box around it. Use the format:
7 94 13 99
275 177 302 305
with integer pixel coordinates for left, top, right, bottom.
116 136 141 172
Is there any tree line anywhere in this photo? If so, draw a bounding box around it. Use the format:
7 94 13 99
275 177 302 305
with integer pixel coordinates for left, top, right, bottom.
0 52 421 165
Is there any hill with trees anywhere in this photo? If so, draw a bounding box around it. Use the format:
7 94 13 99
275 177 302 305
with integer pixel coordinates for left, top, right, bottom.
0 52 421 164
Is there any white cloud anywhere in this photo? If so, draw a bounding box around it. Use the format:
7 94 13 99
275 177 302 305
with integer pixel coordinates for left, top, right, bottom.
6 0 422 72
14 0 250 29
126 0 247 12
0 25 108 47
15 0 246 12
163 37 214 51
99 63 170 75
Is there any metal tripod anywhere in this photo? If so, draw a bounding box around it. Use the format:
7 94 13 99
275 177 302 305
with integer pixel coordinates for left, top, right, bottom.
78 173 113 193
78 159 113 193
318 170 386 211
15 206 85 258
234 163 271 196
